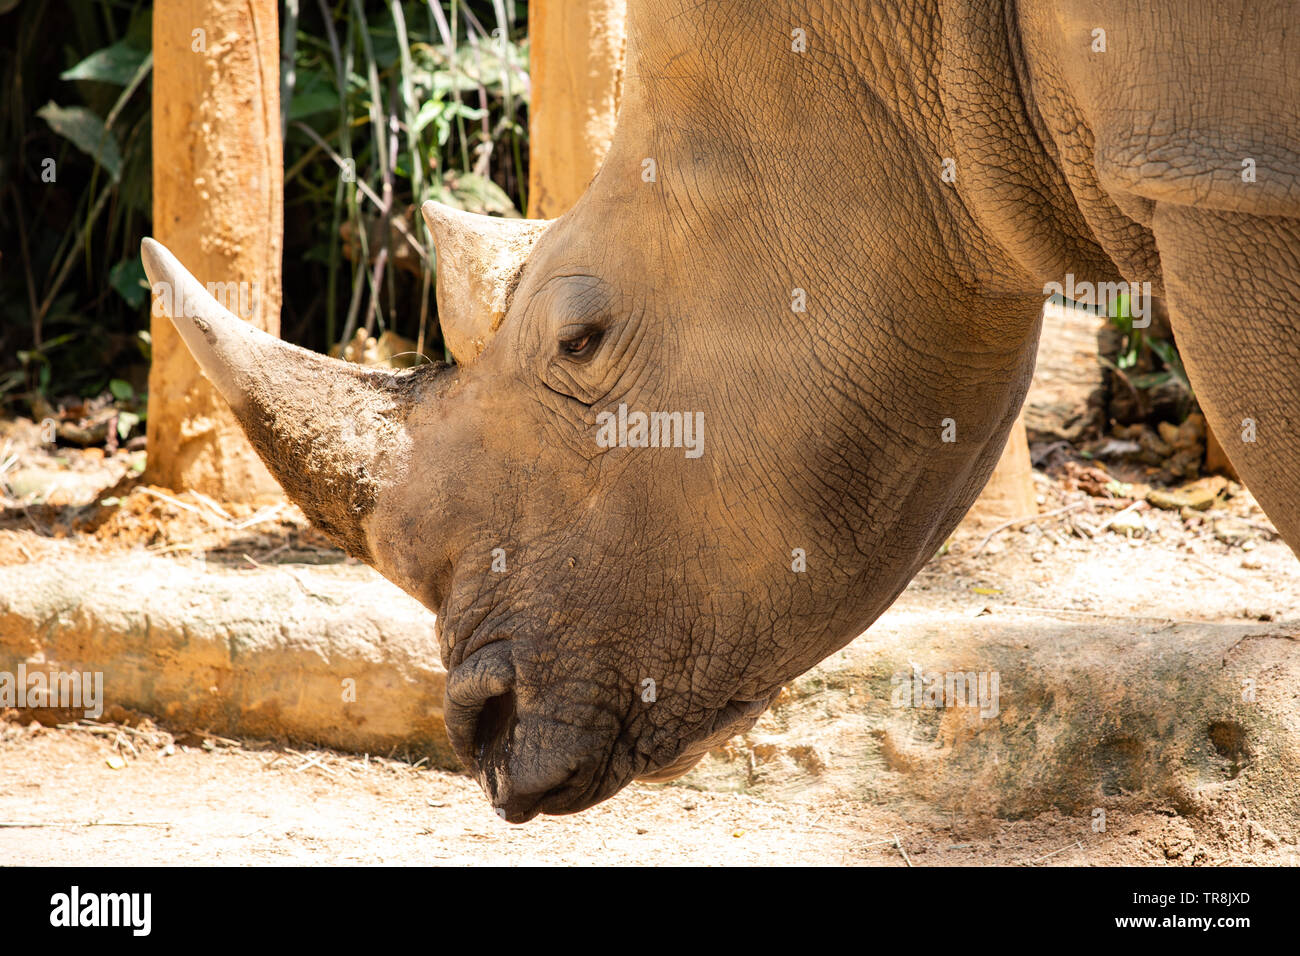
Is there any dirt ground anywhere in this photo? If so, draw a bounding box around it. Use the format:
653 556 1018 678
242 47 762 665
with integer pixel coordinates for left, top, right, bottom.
3 718 1291 866
1 447 1297 864
2 305 1299 865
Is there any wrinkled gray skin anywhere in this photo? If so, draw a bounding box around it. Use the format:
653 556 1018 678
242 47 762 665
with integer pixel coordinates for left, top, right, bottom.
145 0 1300 822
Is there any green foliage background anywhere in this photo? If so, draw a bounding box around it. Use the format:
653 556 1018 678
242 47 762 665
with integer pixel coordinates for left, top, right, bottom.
0 0 528 423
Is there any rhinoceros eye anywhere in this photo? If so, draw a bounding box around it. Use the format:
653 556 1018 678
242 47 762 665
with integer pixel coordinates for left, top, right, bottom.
559 327 601 358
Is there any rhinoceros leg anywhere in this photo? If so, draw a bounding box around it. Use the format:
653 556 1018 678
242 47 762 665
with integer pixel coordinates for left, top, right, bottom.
1154 206 1300 550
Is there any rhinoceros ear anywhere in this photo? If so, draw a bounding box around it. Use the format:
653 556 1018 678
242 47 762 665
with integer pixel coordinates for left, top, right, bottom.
421 201 551 364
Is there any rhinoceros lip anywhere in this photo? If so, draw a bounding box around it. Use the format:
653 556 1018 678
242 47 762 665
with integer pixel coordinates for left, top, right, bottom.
445 640 614 822
700 696 771 744
495 772 595 824
636 751 707 783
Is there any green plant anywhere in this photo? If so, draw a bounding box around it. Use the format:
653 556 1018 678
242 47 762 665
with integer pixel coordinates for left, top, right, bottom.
0 0 154 409
281 0 530 360
0 0 529 428
1103 291 1195 423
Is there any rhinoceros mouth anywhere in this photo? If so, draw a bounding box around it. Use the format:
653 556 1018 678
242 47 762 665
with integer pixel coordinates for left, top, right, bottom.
485 730 619 824
490 763 594 824
442 638 616 821
443 631 778 820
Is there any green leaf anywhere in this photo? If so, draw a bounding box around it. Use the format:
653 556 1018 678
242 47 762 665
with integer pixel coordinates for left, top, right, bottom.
288 67 339 121
43 332 78 350
412 99 445 136
447 101 487 123
37 102 122 181
108 379 135 402
1110 291 1132 321
1147 337 1178 369
431 71 483 97
439 171 517 217
1127 371 1172 390
109 258 148 308
61 40 150 86
0 370 25 397
1148 336 1192 394
288 90 339 121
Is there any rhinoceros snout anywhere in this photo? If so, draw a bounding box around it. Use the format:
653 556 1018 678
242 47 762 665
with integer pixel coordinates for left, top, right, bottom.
444 642 594 822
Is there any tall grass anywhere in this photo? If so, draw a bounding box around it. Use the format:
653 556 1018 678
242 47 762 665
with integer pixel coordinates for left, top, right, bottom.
0 0 154 407
283 0 529 361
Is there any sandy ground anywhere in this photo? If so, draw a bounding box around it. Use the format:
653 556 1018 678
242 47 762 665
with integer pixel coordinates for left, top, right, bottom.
1 465 1297 865
2 713 1292 866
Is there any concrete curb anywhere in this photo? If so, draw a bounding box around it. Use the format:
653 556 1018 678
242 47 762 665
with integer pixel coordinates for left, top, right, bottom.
0 554 453 765
690 607 1300 841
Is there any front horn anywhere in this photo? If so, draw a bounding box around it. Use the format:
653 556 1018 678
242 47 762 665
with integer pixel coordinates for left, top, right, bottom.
140 237 420 562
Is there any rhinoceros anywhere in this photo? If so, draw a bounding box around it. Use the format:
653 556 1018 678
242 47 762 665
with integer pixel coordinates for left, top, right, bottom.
141 0 1300 822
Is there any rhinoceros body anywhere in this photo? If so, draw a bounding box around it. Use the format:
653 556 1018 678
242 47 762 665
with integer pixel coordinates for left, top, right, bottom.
143 0 1300 821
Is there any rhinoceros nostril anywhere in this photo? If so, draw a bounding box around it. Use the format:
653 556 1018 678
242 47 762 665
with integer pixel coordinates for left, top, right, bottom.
442 640 518 793
473 690 518 788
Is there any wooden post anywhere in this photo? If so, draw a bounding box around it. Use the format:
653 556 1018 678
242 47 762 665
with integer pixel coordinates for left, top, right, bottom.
146 0 283 501
527 0 627 219
961 412 1038 529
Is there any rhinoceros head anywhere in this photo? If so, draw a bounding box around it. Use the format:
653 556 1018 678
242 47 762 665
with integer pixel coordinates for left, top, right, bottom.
141 181 878 822
140 5 1043 819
